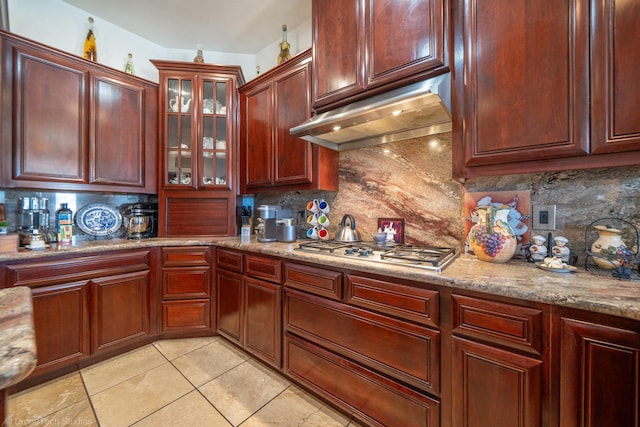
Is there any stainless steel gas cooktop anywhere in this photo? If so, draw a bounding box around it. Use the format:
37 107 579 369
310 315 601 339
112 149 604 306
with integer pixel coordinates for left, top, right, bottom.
296 241 458 272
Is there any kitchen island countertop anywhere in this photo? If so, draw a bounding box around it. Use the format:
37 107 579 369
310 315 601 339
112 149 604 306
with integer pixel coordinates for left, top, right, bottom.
0 286 36 390
1 236 639 322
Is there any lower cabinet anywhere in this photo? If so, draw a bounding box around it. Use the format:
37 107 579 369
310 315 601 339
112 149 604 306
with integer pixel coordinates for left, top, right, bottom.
283 263 441 427
3 249 156 387
558 308 640 427
215 249 283 368
30 281 91 375
449 293 548 427
160 246 213 336
91 271 151 353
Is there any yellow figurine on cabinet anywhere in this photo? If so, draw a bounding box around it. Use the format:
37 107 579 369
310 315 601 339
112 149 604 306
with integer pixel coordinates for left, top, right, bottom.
278 24 291 64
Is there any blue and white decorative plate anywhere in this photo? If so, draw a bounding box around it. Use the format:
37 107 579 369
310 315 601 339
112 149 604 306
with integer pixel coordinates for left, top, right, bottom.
75 204 122 236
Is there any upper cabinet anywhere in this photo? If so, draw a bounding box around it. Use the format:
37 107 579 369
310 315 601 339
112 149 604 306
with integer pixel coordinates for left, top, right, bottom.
152 60 244 237
452 0 640 179
0 31 158 193
312 0 448 112
239 49 338 194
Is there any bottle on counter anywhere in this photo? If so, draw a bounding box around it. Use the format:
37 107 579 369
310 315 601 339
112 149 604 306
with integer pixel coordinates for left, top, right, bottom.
56 203 73 244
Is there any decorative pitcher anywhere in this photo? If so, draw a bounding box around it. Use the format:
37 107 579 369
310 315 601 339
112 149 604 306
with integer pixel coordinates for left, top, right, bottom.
169 97 192 113
591 225 626 269
469 205 517 263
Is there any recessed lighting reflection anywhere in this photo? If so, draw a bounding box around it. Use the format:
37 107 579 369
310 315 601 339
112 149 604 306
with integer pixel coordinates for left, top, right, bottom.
392 110 402 116
332 125 341 131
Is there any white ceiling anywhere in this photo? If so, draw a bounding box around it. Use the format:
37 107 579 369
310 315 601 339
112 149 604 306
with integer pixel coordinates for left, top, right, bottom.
60 0 312 54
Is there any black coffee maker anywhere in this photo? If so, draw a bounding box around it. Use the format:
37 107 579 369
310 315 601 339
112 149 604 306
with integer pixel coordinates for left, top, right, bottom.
122 203 157 239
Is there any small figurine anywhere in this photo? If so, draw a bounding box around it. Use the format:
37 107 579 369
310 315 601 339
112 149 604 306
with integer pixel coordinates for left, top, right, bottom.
124 53 135 75
383 223 397 243
194 49 204 63
552 236 571 263
529 235 548 262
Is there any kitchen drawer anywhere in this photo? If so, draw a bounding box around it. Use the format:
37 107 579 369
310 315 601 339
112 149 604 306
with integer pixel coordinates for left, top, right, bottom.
6 250 151 287
346 274 439 328
285 288 439 394
161 299 211 332
162 267 210 299
283 262 342 300
161 246 210 267
245 255 282 284
216 248 244 273
452 294 544 355
284 333 440 427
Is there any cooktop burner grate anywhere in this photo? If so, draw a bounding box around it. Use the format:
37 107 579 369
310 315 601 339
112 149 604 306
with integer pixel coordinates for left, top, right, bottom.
296 241 457 272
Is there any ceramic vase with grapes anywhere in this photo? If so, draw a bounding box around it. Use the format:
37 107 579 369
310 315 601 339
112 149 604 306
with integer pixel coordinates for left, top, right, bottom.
469 206 517 263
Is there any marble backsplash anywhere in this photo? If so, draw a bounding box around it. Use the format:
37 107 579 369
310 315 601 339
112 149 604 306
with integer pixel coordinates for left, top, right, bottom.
256 132 640 264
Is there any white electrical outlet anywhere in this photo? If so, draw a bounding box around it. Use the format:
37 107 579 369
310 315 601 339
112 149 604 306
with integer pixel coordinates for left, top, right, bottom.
532 205 557 230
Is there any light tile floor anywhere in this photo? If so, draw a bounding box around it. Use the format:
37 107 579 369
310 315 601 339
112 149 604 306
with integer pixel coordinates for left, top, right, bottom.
7 336 363 427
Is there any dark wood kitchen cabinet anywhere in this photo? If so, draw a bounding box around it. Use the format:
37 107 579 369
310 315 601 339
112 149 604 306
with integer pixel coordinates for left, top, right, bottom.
558 308 640 427
216 249 245 345
312 0 448 111
239 49 338 193
283 264 441 427
216 249 283 368
152 60 245 237
449 293 548 427
0 31 158 193
452 0 640 179
2 249 157 388
160 246 213 337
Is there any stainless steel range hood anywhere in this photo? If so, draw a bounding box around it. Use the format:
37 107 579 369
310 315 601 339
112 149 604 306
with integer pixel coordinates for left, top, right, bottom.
290 73 452 151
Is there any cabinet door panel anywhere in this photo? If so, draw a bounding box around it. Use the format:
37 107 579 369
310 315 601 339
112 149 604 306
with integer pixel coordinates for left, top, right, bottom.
91 271 150 353
244 277 282 367
560 318 640 427
13 46 86 182
274 62 312 186
216 268 243 344
590 0 640 153
452 337 542 427
91 74 145 186
368 0 445 86
313 0 366 107
460 0 589 166
242 84 273 188
30 282 90 375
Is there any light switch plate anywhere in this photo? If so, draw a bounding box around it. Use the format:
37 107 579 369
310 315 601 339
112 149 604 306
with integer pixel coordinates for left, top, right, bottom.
532 205 556 230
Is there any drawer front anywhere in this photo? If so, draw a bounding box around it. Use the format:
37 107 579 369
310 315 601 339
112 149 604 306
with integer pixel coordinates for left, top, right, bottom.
161 299 211 332
161 246 210 267
245 255 282 284
284 333 440 427
285 289 439 394
162 267 210 299
216 248 244 273
283 262 342 300
6 250 151 288
346 274 439 327
452 294 544 355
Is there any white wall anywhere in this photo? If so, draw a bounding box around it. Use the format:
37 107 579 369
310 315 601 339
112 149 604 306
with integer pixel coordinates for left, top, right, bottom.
6 0 256 82
253 18 312 78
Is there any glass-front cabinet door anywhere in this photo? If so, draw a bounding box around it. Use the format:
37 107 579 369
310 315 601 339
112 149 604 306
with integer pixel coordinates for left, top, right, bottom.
200 79 230 188
158 68 234 191
166 77 194 187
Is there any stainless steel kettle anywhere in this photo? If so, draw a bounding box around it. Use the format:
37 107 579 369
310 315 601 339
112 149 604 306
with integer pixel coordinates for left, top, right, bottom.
335 214 362 242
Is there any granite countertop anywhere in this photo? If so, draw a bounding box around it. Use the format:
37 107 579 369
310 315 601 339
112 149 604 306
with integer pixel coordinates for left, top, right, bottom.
1 236 639 322
0 286 36 389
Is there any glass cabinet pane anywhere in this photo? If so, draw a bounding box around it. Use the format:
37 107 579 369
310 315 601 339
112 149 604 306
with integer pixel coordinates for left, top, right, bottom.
166 78 193 186
216 82 227 114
